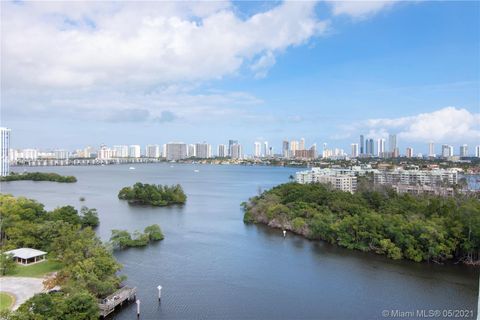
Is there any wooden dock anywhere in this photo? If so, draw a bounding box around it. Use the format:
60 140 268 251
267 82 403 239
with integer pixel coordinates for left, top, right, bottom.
99 286 137 318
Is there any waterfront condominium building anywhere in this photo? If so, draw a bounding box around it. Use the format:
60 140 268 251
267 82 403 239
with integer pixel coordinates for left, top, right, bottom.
228 140 238 157
113 145 129 158
166 143 188 161
351 143 359 158
376 138 386 157
290 140 299 157
406 147 414 158
129 145 141 158
145 145 160 158
459 144 468 157
54 149 69 160
441 144 453 158
263 141 270 157
254 142 261 157
282 140 289 158
195 143 212 158
0 127 11 176
187 144 195 158
295 168 357 193
374 168 458 187
299 138 305 151
217 144 227 158
230 143 243 160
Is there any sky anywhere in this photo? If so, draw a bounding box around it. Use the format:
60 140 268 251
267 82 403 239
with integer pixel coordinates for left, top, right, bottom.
1 0 479 155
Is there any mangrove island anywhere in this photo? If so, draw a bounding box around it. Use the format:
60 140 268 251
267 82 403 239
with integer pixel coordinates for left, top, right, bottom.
118 182 187 206
0 172 77 183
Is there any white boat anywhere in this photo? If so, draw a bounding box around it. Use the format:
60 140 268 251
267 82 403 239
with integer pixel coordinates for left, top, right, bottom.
194 169 199 173
129 167 135 170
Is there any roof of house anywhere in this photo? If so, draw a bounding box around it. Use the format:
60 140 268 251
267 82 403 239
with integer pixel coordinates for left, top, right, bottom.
4 248 47 259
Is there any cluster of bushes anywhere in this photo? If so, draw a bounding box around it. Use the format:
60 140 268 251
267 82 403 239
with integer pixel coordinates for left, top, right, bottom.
110 224 164 249
243 182 480 264
118 182 186 206
0 172 77 183
0 194 121 319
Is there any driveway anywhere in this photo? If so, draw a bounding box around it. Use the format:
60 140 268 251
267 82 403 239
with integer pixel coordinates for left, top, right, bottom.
0 277 45 310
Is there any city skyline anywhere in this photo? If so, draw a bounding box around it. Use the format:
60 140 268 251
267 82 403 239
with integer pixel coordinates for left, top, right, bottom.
1 1 479 152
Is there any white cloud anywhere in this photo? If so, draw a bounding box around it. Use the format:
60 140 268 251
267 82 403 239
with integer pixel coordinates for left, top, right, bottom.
365 107 480 143
2 1 327 89
326 0 399 19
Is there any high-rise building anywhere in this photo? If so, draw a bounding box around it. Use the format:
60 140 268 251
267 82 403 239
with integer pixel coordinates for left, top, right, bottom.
217 144 227 158
113 145 129 158
166 143 188 161
228 140 238 156
263 141 269 157
146 145 160 158
98 145 115 159
230 143 243 159
388 134 397 157
476 145 480 158
376 139 385 157
459 144 468 157
254 142 261 158
428 142 435 158
187 144 195 157
360 135 364 155
290 140 299 157
54 149 69 159
195 143 212 158
351 143 359 158
406 147 414 158
129 145 141 158
365 138 374 156
299 138 305 151
441 144 453 158
0 128 11 176
282 140 289 158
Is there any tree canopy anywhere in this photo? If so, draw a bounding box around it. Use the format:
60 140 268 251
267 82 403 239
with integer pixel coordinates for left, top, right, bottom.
0 172 77 183
243 182 480 265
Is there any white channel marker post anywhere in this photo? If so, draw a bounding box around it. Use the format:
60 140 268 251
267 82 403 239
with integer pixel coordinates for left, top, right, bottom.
157 285 162 301
283 230 286 238
136 299 140 317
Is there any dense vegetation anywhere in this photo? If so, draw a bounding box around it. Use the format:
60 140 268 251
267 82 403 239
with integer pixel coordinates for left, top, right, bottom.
118 182 187 206
110 224 164 249
0 194 121 319
0 172 77 183
243 183 480 265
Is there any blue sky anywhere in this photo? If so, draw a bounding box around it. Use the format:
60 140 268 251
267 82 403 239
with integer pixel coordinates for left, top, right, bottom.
1 1 479 155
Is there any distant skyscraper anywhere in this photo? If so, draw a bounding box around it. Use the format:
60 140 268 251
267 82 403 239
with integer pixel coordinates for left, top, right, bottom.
230 143 243 159
406 147 414 158
441 144 453 158
290 140 299 157
428 142 435 157
129 145 141 158
476 145 480 158
188 144 195 157
146 145 160 158
282 140 289 158
360 135 364 155
217 144 227 158
459 144 468 157
365 138 374 156
113 145 129 158
228 140 238 156
54 149 69 160
351 143 359 158
0 127 11 176
299 138 305 151
263 141 269 157
376 138 385 157
254 142 261 157
388 134 397 157
195 143 211 158
166 143 188 161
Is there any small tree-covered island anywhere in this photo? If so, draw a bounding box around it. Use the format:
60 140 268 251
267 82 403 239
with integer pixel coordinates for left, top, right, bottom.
118 182 187 206
0 172 77 183
243 183 480 265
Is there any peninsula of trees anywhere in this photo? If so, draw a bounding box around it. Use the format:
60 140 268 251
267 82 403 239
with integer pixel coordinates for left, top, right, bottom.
118 182 187 206
0 194 120 319
243 182 480 265
0 172 77 183
110 224 164 249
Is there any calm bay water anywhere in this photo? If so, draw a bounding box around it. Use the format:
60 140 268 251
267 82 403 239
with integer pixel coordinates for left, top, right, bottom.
1 163 478 320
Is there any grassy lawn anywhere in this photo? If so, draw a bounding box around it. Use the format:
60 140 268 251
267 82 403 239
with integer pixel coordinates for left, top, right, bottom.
7 260 62 278
0 292 15 311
